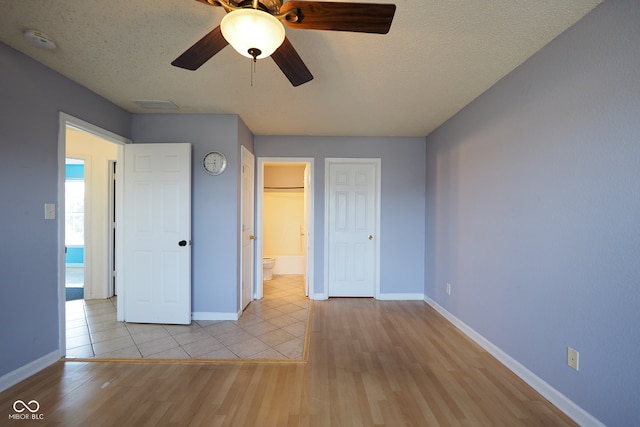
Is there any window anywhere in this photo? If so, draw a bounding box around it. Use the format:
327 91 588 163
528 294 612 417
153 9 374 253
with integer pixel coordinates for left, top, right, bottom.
65 160 85 246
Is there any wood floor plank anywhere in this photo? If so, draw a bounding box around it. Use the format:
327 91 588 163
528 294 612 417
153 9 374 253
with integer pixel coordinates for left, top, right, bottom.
0 299 577 426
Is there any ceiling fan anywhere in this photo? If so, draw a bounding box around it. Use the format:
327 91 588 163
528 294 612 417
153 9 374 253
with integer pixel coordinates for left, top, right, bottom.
171 0 396 86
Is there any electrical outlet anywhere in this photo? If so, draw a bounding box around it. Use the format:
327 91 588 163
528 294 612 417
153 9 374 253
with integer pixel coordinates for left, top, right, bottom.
567 347 579 371
446 283 451 295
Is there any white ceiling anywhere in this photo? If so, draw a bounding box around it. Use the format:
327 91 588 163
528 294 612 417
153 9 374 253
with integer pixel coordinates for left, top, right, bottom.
0 0 601 137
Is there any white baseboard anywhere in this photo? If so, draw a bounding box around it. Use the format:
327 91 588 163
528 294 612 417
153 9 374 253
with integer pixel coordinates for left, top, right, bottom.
309 293 425 301
191 312 238 321
0 351 60 393
378 293 425 300
424 296 605 427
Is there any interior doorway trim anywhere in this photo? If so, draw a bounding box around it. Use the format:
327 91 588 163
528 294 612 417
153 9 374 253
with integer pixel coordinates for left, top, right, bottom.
255 157 315 300
57 112 130 357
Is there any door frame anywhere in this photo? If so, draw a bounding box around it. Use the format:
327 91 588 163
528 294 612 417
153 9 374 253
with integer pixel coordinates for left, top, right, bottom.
255 157 315 300
57 112 130 356
108 160 117 296
324 158 381 300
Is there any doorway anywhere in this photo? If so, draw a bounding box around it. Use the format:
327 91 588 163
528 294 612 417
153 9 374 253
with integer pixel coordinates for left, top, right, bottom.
64 126 118 301
58 113 129 356
256 158 314 300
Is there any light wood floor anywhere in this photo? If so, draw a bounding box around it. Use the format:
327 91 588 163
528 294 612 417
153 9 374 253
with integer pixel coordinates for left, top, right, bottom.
1 299 576 426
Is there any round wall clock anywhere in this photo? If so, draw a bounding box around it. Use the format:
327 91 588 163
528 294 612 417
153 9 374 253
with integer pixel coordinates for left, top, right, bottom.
202 151 227 175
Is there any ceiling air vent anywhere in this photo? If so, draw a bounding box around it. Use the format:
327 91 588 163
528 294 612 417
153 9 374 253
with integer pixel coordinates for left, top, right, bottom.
131 99 178 110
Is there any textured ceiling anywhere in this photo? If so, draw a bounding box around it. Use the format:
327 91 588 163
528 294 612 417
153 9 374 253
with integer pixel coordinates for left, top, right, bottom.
0 0 601 137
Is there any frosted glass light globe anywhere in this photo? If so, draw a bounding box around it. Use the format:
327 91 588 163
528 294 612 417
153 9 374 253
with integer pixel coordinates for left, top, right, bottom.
221 9 286 59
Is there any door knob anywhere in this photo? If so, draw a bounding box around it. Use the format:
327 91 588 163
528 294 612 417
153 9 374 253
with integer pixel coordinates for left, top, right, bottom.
249 235 256 240
178 240 187 247
368 235 373 240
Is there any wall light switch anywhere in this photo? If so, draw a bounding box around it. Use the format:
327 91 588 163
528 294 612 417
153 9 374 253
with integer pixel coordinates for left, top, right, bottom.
44 203 56 220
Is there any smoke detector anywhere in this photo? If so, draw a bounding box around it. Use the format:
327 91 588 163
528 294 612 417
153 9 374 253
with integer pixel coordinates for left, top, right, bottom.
23 29 57 50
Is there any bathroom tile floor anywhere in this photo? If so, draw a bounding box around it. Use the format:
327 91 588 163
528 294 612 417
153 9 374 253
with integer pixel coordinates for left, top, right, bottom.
65 275 309 360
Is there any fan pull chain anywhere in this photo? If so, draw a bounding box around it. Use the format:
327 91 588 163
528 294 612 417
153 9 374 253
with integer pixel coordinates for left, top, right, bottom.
248 47 261 87
251 57 256 87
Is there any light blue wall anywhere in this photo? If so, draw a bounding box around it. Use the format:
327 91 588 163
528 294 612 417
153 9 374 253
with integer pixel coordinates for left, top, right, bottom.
4 1 635 421
0 43 131 378
131 114 251 315
424 1 640 425
254 136 427 297
128 125 426 311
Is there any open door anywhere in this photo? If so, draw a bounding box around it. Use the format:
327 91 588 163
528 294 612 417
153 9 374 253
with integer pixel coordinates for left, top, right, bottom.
121 143 192 324
303 164 311 297
240 146 255 311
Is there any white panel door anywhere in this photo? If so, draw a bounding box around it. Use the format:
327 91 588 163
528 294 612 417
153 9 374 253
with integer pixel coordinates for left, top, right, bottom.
122 143 191 324
327 159 379 297
240 146 255 311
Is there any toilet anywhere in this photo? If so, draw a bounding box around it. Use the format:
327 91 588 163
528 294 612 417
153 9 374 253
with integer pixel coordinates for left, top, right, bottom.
263 257 275 281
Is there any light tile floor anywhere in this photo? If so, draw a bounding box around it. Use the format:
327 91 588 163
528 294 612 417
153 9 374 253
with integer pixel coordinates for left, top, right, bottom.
65 275 308 360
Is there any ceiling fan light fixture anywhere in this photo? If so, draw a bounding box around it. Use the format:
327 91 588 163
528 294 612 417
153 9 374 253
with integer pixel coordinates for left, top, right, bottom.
220 9 285 60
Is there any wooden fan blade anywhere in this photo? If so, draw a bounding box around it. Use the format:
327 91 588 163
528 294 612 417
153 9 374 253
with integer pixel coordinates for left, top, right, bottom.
194 0 224 8
271 37 314 87
281 1 396 34
171 26 228 70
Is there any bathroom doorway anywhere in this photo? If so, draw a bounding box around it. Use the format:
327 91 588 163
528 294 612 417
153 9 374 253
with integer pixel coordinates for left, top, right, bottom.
256 158 314 300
